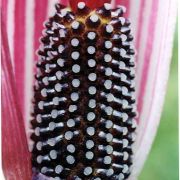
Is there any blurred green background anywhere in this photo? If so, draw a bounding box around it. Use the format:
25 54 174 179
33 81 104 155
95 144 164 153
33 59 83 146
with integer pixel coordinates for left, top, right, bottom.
139 27 178 179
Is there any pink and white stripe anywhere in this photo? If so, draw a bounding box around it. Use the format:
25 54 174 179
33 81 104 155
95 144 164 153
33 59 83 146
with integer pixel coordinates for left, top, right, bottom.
2 0 177 179
131 0 177 178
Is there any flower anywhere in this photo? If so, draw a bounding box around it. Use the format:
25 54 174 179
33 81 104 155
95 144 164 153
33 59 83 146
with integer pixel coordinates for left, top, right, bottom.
1 0 177 179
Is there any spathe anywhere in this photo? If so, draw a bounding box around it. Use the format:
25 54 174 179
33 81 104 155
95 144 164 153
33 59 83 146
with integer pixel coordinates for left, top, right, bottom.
1 0 177 179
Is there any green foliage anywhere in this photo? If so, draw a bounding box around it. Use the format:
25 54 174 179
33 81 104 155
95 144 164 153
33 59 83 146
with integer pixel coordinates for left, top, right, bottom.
139 27 178 180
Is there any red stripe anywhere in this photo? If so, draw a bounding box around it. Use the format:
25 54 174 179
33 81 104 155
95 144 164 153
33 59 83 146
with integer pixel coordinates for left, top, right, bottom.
60 0 69 6
114 0 130 17
1 0 8 26
34 0 48 61
137 0 159 120
2 17 32 180
14 0 26 115
135 0 146 51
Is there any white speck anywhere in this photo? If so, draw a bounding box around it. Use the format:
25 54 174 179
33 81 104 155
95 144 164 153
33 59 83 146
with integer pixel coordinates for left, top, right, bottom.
106 24 114 33
38 101 44 110
104 54 112 62
105 106 113 115
69 105 77 112
107 93 114 102
87 32 96 40
88 73 97 81
122 86 128 95
104 80 112 89
36 142 42 151
105 41 113 49
106 133 113 142
45 64 50 73
78 2 85 9
120 48 126 57
59 29 66 37
88 99 96 108
66 155 75 164
122 99 128 108
37 155 43 164
36 114 42 123
71 38 79 47
106 169 114 176
88 59 96 67
86 140 95 149
121 34 127 41
123 152 129 161
35 127 40 136
58 45 65 53
57 59 64 67
65 131 73 140
49 122 56 131
123 139 128 148
106 145 113 154
72 64 80 73
72 21 80 29
71 92 79 101
123 165 129 173
123 127 128 135
104 3 111 10
119 17 126 25
67 144 75 153
86 151 94 159
41 167 47 174
104 156 112 164
119 61 126 68
51 109 58 119
55 83 62 92
41 88 47 97
53 97 59 105
87 46 96 54
42 77 49 85
87 127 95 136
105 67 113 76
67 119 75 128
106 120 113 129
122 113 128 122
71 51 80 60
50 150 57 159
87 112 96 121
55 165 63 174
88 86 96 95
56 71 63 80
48 138 56 146
98 145 103 150
72 79 80 87
118 173 125 180
84 167 93 176
90 14 99 23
